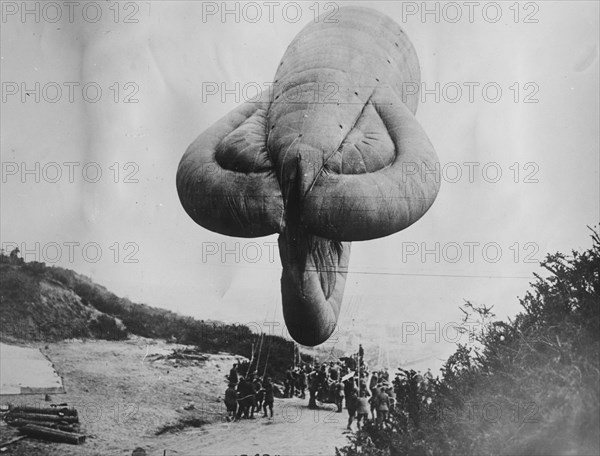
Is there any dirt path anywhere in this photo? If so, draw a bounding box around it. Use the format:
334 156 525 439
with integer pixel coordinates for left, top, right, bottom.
153 397 351 456
0 339 352 456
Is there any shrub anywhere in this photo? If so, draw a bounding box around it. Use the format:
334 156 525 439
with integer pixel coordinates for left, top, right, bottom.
89 314 128 340
337 227 600 456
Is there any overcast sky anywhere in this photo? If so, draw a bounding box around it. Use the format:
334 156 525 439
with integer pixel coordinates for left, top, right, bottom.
1 1 598 366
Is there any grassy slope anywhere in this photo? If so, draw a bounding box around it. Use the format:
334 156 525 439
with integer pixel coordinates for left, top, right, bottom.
0 255 307 382
0 263 124 341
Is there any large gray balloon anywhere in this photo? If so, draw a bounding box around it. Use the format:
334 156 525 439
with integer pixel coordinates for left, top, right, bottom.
177 7 440 346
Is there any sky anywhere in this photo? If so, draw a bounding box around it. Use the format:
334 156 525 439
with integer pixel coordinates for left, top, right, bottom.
1 1 598 371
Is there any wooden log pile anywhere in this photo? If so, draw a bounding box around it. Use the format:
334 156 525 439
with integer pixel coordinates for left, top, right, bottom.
148 347 210 363
4 404 86 445
166 348 210 361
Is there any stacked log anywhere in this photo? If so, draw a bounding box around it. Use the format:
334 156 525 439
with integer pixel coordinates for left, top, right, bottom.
8 419 79 433
20 424 86 445
10 405 78 416
167 348 210 361
7 412 79 424
4 404 85 445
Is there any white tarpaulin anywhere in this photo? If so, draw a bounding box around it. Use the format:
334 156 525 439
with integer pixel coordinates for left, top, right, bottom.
0 343 64 395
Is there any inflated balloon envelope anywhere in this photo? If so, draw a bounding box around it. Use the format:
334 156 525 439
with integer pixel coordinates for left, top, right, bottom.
177 7 440 346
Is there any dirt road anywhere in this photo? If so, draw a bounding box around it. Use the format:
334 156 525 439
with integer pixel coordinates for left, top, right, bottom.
153 397 351 456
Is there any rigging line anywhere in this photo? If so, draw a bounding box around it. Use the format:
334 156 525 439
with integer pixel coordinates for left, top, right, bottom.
262 341 272 379
246 341 256 377
196 263 533 279
255 332 265 375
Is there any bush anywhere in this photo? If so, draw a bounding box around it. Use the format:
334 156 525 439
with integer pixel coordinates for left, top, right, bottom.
47 267 76 288
89 314 128 340
0 265 41 304
337 227 600 456
22 261 47 277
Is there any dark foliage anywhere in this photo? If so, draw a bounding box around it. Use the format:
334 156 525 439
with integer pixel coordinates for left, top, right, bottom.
88 314 128 340
337 227 600 456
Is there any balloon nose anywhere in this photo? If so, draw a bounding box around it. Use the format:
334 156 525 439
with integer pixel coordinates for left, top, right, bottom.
283 306 338 346
278 226 351 346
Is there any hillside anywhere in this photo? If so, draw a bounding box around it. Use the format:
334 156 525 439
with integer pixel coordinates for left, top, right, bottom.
0 261 126 342
0 253 307 381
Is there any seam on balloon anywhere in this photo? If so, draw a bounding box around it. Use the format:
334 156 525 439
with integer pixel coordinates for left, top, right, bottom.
303 90 375 199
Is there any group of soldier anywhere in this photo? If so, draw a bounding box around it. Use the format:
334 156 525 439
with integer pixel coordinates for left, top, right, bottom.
284 360 396 430
345 368 395 430
223 357 397 431
223 363 275 421
283 364 308 399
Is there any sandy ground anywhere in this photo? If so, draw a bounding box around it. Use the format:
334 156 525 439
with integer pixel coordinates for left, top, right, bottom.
0 338 351 455
153 397 350 456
